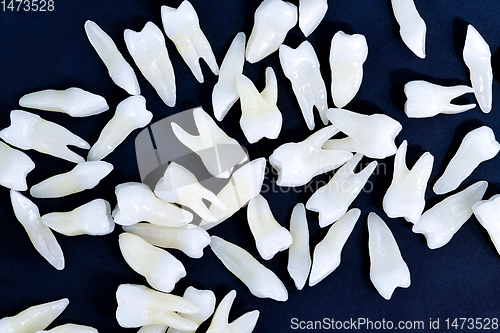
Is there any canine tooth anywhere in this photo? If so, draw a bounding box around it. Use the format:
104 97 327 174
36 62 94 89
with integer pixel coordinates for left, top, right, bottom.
36 324 98 332
246 0 297 63
30 161 113 198
413 181 488 249
269 126 353 187
299 0 327 37
390 0 426 58
433 126 499 195
306 154 377 228
309 208 360 287
206 290 259 333
137 326 167 333
10 190 64 270
383 141 434 224
210 236 288 301
473 195 500 256
237 67 283 143
287 203 311 290
279 41 328 130
124 223 210 259
161 1 219 83
324 108 402 159
167 287 216 333
0 141 35 191
0 110 90 163
124 23 176 107
368 212 410 300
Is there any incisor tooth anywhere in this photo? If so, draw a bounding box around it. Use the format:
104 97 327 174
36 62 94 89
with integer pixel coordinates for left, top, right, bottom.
287 203 311 290
167 287 216 333
0 141 35 191
298 0 327 37
36 324 98 333
390 0 426 58
473 195 500 256
206 290 259 333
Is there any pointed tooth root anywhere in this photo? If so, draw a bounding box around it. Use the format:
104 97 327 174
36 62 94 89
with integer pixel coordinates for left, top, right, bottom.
391 0 426 58
37 323 98 332
473 195 500 256
299 0 328 37
0 141 35 191
206 290 259 333
287 203 311 290
167 287 216 333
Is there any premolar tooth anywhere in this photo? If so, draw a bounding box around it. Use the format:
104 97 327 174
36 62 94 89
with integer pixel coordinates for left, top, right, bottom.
391 0 426 58
206 290 259 333
433 126 499 195
167 287 216 333
287 203 311 290
0 110 90 163
279 41 328 130
210 236 288 301
473 195 500 255
36 324 98 332
161 1 219 83
299 0 327 37
0 141 35 191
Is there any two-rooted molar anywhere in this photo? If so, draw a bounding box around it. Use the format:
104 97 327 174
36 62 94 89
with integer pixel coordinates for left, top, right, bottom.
36 324 98 332
299 0 327 37
167 287 216 333
287 203 311 290
473 195 500 256
0 141 35 191
206 290 259 333
390 0 426 58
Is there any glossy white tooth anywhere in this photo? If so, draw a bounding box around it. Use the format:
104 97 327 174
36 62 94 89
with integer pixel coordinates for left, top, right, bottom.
280 41 328 130
210 236 288 301
10 190 64 270
324 108 402 159
299 0 327 37
161 1 219 83
269 125 353 187
167 287 216 333
206 290 259 333
309 208 361 287
413 181 488 249
306 154 377 228
124 223 210 259
36 324 98 333
246 0 297 63
113 182 193 227
124 23 176 107
137 326 167 333
473 195 500 256
287 203 311 290
0 141 35 191
0 110 90 163
391 0 426 58
383 141 434 224
237 67 283 143
433 126 499 195
30 161 113 198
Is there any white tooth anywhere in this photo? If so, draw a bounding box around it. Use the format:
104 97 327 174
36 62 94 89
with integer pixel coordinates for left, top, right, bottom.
161 1 219 83
433 126 499 195
413 181 488 249
306 154 377 228
0 141 35 191
171 107 248 179
309 208 361 287
212 32 246 121
0 298 69 333
36 324 98 333
124 223 210 259
237 67 283 143
324 108 402 159
137 326 167 333
390 0 426 58
206 290 259 333
124 23 176 107
10 190 65 270
383 141 434 224
113 182 193 227
154 162 226 223
404 80 476 118
368 212 411 300
473 195 500 256
30 161 113 199
0 110 90 163
116 284 199 330
119 233 186 293
287 203 311 290
246 0 297 63
279 41 328 130
463 25 492 113
247 194 293 260
269 125 353 187
167 287 216 333
41 199 114 236
210 236 288 302
299 0 327 37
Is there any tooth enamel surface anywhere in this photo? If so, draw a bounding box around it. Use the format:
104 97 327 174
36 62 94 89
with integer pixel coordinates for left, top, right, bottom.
287 203 311 290
0 110 90 163
473 195 500 256
138 326 167 333
171 107 248 179
10 190 65 270
119 233 186 293
161 1 219 83
299 0 327 37
36 324 98 332
306 154 377 228
124 223 210 259
124 23 176 107
413 181 488 249
463 25 492 113
116 284 199 330
237 67 283 143
368 212 411 300
245 0 298 63
433 126 499 195
309 208 361 287
391 0 426 58
329 31 368 109
269 125 353 187
279 41 328 130
383 141 434 224
113 182 193 227
0 141 35 191
404 81 476 118
167 287 216 333
324 108 402 159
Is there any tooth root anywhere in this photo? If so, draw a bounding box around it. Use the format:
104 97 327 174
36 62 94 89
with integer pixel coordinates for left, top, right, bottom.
391 0 426 58
0 141 35 191
473 194 500 255
37 323 98 332
138 326 167 333
299 0 327 37
206 290 259 333
287 203 311 290
167 287 216 333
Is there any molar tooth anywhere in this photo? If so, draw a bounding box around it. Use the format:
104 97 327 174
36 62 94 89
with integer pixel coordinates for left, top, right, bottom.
299 0 327 37
390 0 426 58
167 287 216 333
36 324 98 332
433 126 499 195
287 203 311 290
473 195 500 256
0 141 35 191
246 0 298 63
161 1 219 83
210 236 288 302
206 290 259 333
413 181 488 249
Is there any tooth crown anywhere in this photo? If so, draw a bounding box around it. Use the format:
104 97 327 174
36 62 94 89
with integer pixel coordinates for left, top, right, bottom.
298 0 328 37
287 203 311 290
391 0 426 58
36 323 98 332
0 141 35 191
167 287 216 333
473 194 500 255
